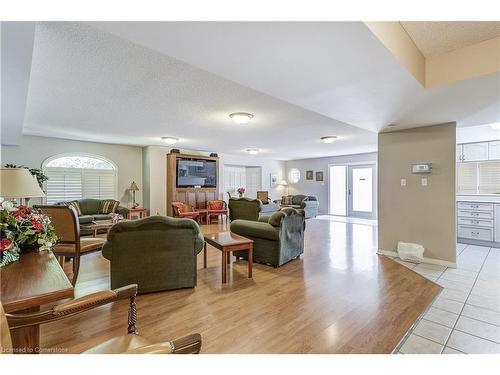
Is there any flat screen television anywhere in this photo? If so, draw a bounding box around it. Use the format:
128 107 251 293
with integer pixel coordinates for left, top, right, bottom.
176 157 217 188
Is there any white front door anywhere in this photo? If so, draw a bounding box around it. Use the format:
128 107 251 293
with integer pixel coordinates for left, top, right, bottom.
348 164 376 219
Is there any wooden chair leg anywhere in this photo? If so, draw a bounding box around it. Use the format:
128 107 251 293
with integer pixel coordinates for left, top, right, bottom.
71 256 81 285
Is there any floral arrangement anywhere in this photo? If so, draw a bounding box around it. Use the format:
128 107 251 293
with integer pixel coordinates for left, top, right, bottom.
0 201 58 267
236 187 245 197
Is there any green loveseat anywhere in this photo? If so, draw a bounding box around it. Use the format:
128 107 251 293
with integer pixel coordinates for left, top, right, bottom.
56 198 129 225
102 216 204 294
276 194 319 218
230 207 305 267
228 197 280 222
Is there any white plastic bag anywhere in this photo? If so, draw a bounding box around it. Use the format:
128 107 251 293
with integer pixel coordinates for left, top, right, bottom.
397 242 424 263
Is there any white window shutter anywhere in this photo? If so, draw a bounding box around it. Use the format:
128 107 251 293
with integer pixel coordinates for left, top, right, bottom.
478 161 500 194
45 169 83 204
457 162 478 194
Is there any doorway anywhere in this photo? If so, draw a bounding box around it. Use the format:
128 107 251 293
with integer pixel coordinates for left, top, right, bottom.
222 165 262 201
328 163 376 219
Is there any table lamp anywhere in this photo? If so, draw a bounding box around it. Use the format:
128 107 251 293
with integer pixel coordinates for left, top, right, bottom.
128 181 139 208
0 168 45 205
279 180 289 195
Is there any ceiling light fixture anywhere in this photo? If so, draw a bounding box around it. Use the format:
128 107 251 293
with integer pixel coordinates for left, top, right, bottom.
161 136 179 145
246 148 259 155
230 112 254 125
320 136 337 144
490 122 500 130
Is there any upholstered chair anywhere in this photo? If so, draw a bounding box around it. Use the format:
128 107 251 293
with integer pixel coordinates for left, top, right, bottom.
228 197 280 222
35 205 105 285
0 284 202 354
102 216 204 294
171 202 200 222
230 207 305 267
256 191 272 204
206 200 228 224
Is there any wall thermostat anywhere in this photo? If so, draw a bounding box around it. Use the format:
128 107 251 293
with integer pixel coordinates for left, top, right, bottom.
411 163 432 174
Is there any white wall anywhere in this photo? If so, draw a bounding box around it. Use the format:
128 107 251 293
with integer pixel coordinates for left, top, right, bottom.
285 152 378 214
143 146 286 215
1 135 143 206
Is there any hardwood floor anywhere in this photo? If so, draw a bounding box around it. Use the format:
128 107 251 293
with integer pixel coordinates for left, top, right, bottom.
39 218 441 353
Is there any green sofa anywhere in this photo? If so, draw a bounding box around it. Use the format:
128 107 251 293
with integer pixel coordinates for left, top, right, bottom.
276 194 319 218
230 207 305 267
102 216 204 294
228 197 280 222
57 198 129 226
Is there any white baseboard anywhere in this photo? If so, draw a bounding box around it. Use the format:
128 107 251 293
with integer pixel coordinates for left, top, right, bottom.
377 249 457 268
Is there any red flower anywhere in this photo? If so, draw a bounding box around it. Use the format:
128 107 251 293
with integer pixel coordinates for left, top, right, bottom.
31 218 43 233
0 238 12 252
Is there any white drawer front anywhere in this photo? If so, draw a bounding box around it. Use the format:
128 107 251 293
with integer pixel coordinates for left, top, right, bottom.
457 218 494 227
457 226 493 241
457 210 494 219
457 202 494 211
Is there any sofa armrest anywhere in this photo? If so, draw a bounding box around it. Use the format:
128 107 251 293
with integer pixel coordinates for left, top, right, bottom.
194 231 204 255
230 220 279 241
116 206 129 216
258 216 271 223
301 200 319 209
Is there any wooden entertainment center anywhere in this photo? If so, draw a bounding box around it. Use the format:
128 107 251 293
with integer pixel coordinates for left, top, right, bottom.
166 152 219 216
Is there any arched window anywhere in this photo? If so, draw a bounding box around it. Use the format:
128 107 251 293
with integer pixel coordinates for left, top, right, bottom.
43 154 118 204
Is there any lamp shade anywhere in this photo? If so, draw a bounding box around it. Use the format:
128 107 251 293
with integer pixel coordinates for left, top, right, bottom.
128 181 139 191
0 168 45 198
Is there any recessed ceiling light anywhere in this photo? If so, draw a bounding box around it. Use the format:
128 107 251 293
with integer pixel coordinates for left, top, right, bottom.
230 112 254 125
320 136 337 144
246 148 259 155
490 122 500 130
161 136 179 145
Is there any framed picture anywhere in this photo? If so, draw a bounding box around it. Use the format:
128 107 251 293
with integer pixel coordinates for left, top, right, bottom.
306 170 314 180
270 173 278 187
316 171 324 182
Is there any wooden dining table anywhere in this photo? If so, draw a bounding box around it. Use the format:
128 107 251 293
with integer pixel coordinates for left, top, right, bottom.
0 250 74 354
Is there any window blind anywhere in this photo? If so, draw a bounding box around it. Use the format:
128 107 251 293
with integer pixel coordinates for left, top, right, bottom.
45 168 117 204
457 162 478 194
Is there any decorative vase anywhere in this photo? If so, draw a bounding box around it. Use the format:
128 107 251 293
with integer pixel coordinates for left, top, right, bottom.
238 193 243 198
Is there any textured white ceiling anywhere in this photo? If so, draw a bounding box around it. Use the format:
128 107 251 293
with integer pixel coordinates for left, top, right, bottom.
401 21 500 57
23 22 377 160
92 21 500 134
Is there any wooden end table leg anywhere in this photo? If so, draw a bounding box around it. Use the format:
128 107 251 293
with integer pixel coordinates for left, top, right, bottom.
248 245 253 278
227 251 230 264
221 249 227 283
203 241 207 268
10 306 40 354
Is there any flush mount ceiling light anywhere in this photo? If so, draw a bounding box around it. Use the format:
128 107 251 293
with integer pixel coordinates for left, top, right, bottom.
161 136 179 145
490 122 500 130
230 112 254 125
320 136 337 144
246 148 260 155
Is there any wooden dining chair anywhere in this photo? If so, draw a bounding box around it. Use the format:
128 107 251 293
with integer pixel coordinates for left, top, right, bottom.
171 202 200 222
257 191 272 204
1 284 202 354
35 205 105 285
207 200 228 224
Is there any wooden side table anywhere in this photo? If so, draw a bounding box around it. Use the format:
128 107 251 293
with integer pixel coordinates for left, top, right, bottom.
127 207 148 220
194 209 208 224
0 251 74 354
203 232 253 283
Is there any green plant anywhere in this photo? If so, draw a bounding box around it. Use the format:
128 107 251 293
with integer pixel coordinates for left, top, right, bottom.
4 164 49 189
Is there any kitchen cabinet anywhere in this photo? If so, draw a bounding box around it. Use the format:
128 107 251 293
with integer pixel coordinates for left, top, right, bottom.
495 204 500 242
489 141 500 160
457 200 499 245
462 142 489 162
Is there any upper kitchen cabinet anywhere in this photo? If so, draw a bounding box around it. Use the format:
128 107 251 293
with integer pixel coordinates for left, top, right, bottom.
461 142 489 162
489 141 500 160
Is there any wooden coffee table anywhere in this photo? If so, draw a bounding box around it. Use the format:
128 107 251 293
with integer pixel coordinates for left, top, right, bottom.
203 232 253 283
80 220 125 237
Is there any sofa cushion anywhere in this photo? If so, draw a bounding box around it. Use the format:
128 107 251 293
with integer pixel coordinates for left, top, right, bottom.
281 195 293 205
291 195 307 206
78 199 102 215
63 200 83 216
78 215 95 224
93 214 113 221
100 199 119 214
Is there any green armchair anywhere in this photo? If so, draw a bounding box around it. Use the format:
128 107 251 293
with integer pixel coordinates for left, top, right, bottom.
102 216 204 294
230 207 305 267
228 197 280 222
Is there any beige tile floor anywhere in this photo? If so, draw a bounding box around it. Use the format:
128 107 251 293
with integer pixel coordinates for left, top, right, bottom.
393 243 500 354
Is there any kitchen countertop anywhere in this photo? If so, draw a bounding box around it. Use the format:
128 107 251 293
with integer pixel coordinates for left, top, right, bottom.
457 195 500 204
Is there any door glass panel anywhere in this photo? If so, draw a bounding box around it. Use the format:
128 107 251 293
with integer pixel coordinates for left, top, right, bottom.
329 165 347 216
352 167 373 212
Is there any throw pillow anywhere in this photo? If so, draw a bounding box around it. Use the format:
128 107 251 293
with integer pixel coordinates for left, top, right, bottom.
281 195 293 206
64 200 82 216
99 199 119 214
